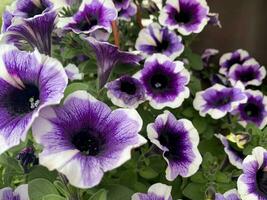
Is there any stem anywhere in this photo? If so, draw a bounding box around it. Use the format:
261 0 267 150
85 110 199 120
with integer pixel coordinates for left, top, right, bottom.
111 21 120 48
136 4 143 29
59 173 81 200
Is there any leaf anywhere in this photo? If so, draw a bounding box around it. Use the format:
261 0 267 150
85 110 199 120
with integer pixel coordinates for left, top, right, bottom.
28 178 59 200
64 82 89 97
27 166 57 182
0 154 23 173
105 184 134 200
89 189 107 200
183 183 205 200
139 167 158 179
42 194 65 200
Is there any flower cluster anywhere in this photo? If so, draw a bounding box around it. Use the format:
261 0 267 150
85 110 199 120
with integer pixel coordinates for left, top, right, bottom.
0 0 266 199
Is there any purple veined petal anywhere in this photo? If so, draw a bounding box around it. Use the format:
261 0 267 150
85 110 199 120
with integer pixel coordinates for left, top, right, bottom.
118 2 137 21
0 184 29 200
106 75 146 108
215 189 241 200
132 183 173 200
65 63 84 81
237 146 267 200
159 0 210 35
58 0 117 35
84 36 143 89
219 49 251 76
193 83 248 119
32 90 146 188
135 53 190 110
135 23 184 60
215 134 244 169
147 111 202 180
228 58 266 87
233 89 267 130
2 11 57 55
0 45 67 154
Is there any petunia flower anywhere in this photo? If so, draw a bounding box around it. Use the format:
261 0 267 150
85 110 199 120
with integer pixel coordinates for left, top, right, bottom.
85 37 143 89
147 111 202 181
135 23 184 60
215 189 241 200
131 183 173 200
201 48 219 67
219 49 250 76
65 63 84 81
208 13 222 28
233 90 267 129
118 2 137 21
237 146 267 200
0 184 29 200
0 45 67 154
228 58 266 87
58 0 117 35
193 84 247 119
159 0 210 35
32 90 147 188
135 54 190 110
113 0 131 10
215 134 245 169
106 75 146 108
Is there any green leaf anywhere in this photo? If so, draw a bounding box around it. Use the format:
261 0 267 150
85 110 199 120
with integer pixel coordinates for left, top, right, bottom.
27 166 57 182
89 189 107 200
216 171 231 183
139 166 158 179
28 178 59 200
0 154 23 173
42 194 65 200
183 183 205 200
64 82 89 97
105 184 134 200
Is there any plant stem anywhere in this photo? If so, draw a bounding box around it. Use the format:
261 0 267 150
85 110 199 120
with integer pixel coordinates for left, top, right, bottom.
111 21 120 48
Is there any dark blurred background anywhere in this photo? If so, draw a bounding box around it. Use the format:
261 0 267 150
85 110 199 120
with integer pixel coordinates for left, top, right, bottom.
192 0 267 65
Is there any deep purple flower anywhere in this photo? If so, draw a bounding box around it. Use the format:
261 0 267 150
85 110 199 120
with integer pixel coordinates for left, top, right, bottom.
0 184 29 200
118 2 137 21
233 90 267 129
237 146 267 200
193 84 247 119
58 0 117 35
113 0 131 10
85 37 142 89
131 183 173 200
106 75 145 108
65 63 84 81
147 111 202 180
135 23 184 60
17 147 38 172
0 45 68 154
1 0 58 55
201 48 219 67
32 91 146 188
219 49 250 76
159 0 210 35
228 59 266 87
215 134 244 169
215 189 241 200
135 54 190 109
208 12 222 28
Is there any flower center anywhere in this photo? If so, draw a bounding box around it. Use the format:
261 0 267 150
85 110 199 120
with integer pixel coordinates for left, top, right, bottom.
212 95 231 107
155 40 170 53
27 1 48 18
256 168 267 195
158 130 181 158
120 80 137 95
7 84 40 115
239 70 256 82
150 74 168 90
244 103 260 118
174 9 192 24
71 130 101 156
77 15 98 31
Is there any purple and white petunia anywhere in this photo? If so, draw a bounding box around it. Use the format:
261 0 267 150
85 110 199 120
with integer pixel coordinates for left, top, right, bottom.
215 189 241 200
193 84 247 119
0 184 29 200
237 146 267 200
215 134 244 169
2 0 57 55
65 63 84 81
58 0 117 35
201 48 219 67
135 54 190 110
32 90 147 188
85 37 142 89
159 0 210 35
106 75 146 108
219 49 250 76
228 58 266 87
147 111 202 181
113 0 131 10
131 183 173 200
118 2 137 21
233 90 267 129
0 45 67 154
135 23 184 60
